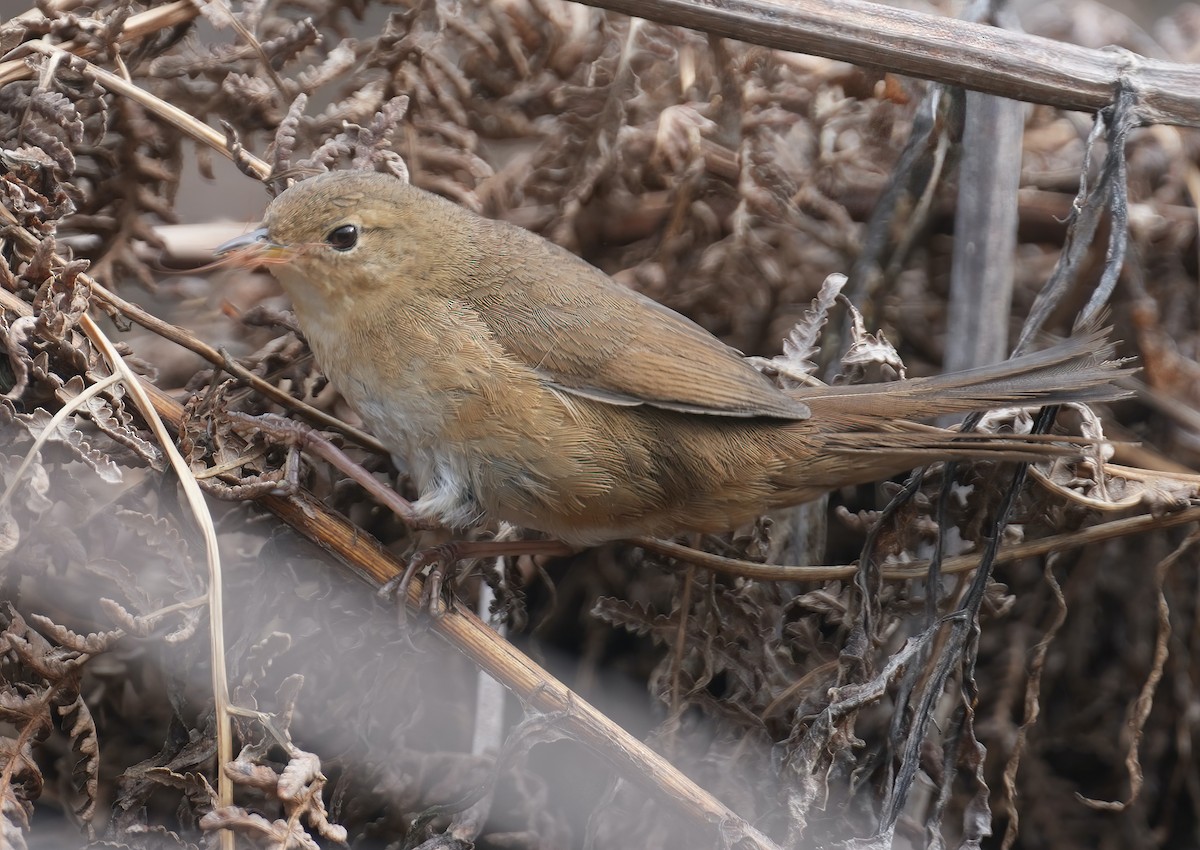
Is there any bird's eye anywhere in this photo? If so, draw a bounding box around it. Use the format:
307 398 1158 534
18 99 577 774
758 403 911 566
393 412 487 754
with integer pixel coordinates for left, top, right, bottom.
325 224 358 251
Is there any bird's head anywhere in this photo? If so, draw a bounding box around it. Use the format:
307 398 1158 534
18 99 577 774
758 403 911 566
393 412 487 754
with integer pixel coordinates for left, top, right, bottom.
215 170 456 308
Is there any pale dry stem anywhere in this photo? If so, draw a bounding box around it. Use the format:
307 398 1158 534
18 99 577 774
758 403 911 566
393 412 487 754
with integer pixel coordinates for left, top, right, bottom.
0 371 121 510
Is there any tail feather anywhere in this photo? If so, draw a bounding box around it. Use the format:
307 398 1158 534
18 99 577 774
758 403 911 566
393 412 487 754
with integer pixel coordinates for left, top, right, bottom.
771 431 1087 499
790 326 1132 430
816 428 1080 464
767 329 1132 498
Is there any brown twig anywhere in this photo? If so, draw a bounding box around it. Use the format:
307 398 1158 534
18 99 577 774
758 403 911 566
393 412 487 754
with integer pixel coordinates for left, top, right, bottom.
633 506 1200 580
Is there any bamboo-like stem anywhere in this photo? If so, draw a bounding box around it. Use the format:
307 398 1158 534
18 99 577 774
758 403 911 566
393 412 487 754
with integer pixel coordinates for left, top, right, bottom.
574 0 1200 126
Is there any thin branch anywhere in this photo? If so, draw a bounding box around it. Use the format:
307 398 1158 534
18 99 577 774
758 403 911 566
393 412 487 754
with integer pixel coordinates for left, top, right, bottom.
22 42 271 180
632 506 1200 581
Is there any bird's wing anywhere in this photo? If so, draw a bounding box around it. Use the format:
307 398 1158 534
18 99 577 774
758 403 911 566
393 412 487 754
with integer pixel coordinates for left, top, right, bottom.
459 226 810 420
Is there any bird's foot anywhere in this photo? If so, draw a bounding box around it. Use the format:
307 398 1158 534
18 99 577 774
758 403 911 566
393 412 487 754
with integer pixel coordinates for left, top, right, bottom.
380 538 574 626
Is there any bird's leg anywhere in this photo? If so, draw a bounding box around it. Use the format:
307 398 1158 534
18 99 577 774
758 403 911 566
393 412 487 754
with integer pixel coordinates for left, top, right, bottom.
225 410 438 530
384 538 575 623
225 411 576 621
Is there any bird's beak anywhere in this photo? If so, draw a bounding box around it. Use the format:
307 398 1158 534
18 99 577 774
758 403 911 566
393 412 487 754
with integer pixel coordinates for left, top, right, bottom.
214 227 292 264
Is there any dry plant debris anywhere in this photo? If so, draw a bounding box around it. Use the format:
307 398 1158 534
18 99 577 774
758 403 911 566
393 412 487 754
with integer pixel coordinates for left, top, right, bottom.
2 1 1200 848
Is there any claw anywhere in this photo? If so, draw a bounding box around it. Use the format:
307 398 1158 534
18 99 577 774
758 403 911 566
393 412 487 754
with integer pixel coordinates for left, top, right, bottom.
379 538 575 627
380 543 463 627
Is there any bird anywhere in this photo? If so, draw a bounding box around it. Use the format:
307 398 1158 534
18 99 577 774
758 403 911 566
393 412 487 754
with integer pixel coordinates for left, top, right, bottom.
215 170 1124 547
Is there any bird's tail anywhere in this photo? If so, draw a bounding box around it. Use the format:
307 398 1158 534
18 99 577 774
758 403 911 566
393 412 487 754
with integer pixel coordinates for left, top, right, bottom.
791 325 1131 431
767 327 1132 500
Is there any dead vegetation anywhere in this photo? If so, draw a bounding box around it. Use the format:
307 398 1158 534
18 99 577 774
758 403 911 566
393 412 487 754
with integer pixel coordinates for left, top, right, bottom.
2 0 1200 848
